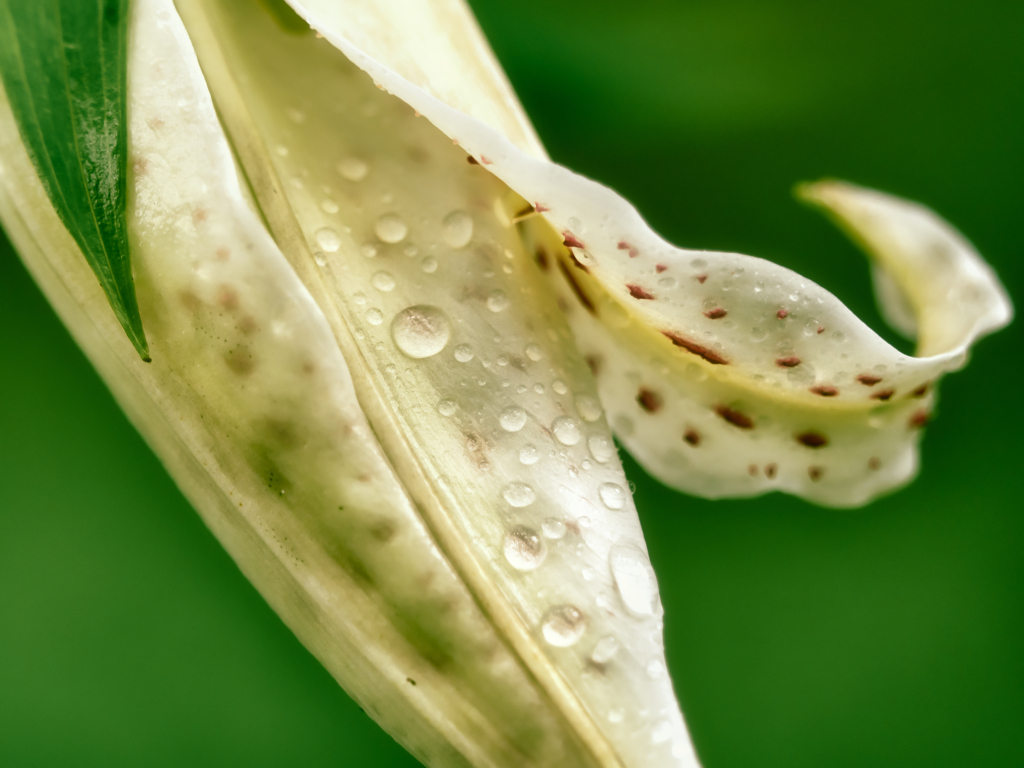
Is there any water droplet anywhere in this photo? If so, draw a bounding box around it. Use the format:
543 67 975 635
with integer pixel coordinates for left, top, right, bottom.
361 243 378 258
646 659 666 679
542 518 566 539
608 708 625 724
503 526 546 571
599 482 626 510
533 383 545 394
610 544 660 617
320 199 339 214
552 379 568 395
552 416 581 446
442 210 474 248
500 406 527 432
750 326 768 342
502 482 536 508
588 435 615 463
390 305 451 359
375 213 408 244
316 227 341 252
487 290 509 313
657 276 678 288
690 258 707 269
365 308 383 325
651 720 672 744
313 252 327 267
591 636 620 664
372 271 396 292
520 445 539 465
437 399 457 417
353 292 366 305
525 343 543 361
285 107 306 124
575 395 603 422
541 605 586 647
421 256 438 273
337 156 368 181
274 144 289 157
454 344 474 363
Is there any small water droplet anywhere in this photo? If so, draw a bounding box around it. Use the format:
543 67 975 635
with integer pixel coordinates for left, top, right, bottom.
525 343 543 361
575 395 603 422
274 144 289 157
588 435 615 463
361 243 378 258
591 636 620 664
421 256 438 273
313 252 328 267
486 290 509 313
337 156 368 181
372 271 396 292
651 720 672 744
599 482 626 510
375 213 408 244
320 199 339 214
541 605 586 647
552 379 568 395
502 482 536 508
552 416 581 446
442 210 474 248
454 344 474 363
500 406 527 432
533 383 545 394
542 518 565 539
750 326 768 342
365 308 383 325
610 543 659 617
437 399 457 417
646 659 666 679
608 708 625 724
519 444 540 465
316 227 341 252
353 292 366 306
390 305 450 359
285 107 306 124
503 526 546 571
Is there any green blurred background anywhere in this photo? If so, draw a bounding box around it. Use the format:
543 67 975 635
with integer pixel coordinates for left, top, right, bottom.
1 0 1021 765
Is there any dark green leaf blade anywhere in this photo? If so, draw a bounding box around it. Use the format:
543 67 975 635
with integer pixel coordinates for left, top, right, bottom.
0 0 148 360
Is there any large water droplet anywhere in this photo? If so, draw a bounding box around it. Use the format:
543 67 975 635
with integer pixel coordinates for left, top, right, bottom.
487 290 509 313
519 444 539 465
542 518 566 539
437 399 457 417
599 482 626 510
320 199 339 214
390 305 450 359
502 482 536 508
525 343 543 361
591 635 620 664
372 271 396 292
337 156 368 181
503 526 546 571
588 435 615 463
609 543 660 617
552 416 581 446
541 605 586 647
442 210 474 248
365 308 383 325
375 213 408 244
316 227 341 252
454 344 474 363
651 720 672 744
500 406 527 432
421 256 438 274
575 394 603 422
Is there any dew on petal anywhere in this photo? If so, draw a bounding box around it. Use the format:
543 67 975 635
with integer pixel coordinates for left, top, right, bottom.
315 227 341 252
454 344 474 363
520 444 540 465
365 308 383 325
504 526 546 571
375 213 408 244
390 305 450 359
542 518 566 539
588 435 616 463
552 416 581 446
503 482 536 508
372 271 396 291
437 399 457 417
337 156 368 181
599 482 626 510
487 290 509 313
500 406 528 432
442 210 474 248
591 635 620 664
575 394 603 422
541 604 586 647
610 543 660 617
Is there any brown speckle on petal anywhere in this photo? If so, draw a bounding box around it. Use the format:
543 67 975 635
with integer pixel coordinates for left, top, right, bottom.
558 261 596 315
535 203 550 213
748 464 759 477
637 388 663 413
810 385 838 397
466 155 479 165
817 326 825 334
627 284 655 300
562 231 585 249
777 309 789 319
764 463 778 479
704 307 727 319
909 410 930 429
715 405 754 429
776 356 801 367
534 246 550 272
871 389 895 401
796 431 828 448
912 383 930 398
656 264 668 273
683 429 701 446
661 331 729 365
585 354 602 377
868 457 881 470
617 240 640 258
695 274 707 284
857 374 883 386
808 466 824 481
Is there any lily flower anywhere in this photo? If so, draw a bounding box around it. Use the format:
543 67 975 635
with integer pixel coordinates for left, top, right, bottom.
0 0 1010 767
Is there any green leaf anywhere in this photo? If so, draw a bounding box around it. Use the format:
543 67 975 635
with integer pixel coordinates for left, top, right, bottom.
0 0 148 360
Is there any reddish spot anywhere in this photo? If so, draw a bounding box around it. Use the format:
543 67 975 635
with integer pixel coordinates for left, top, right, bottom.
808 466 824 481
715 405 754 430
238 316 257 335
192 206 208 223
871 389 895 401
562 231 585 249
776 356 801 367
535 203 550 213
704 307 727 319
909 410 930 429
912 383 930 398
656 264 668 273
796 431 828 448
466 155 479 165
765 463 778 479
215 247 230 261
683 429 701 446
636 388 663 413
480 155 493 165
617 240 640 258
810 385 839 397
695 274 707 284
627 284 655 300
817 326 825 334
661 331 729 365
868 457 881 470
218 287 239 311
132 157 148 176
748 464 759 477
534 246 550 272
558 260 596 314
585 354 602 376
857 374 883 386
146 117 164 131
777 309 790 319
